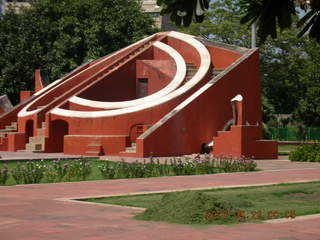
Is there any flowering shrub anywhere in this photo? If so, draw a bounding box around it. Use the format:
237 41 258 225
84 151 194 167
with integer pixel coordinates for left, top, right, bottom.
0 164 9 185
77 159 92 180
1 155 257 185
8 159 92 185
98 161 116 179
22 161 44 184
98 155 257 179
11 163 24 184
11 161 44 184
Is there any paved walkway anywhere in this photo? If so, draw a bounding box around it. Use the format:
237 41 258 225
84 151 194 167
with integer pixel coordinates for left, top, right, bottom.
1 167 320 240
0 151 90 161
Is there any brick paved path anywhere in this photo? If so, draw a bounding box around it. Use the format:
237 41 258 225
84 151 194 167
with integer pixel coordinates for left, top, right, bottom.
1 168 320 240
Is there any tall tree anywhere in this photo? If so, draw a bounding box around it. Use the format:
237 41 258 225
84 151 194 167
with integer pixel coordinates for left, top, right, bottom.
0 0 156 104
156 0 209 27
182 0 320 125
158 0 320 43
293 41 320 126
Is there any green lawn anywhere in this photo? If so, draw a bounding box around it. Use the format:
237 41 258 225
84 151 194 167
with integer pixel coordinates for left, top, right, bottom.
278 145 299 155
84 182 320 225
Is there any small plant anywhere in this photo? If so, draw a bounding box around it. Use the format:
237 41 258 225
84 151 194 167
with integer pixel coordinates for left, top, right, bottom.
21 161 44 184
11 163 25 184
64 161 78 181
44 165 59 182
0 164 9 185
52 159 67 181
98 161 116 179
78 159 92 180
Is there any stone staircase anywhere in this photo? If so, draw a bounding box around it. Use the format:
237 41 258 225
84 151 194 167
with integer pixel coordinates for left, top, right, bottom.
124 142 136 153
184 63 197 84
184 64 224 85
86 137 103 156
25 122 46 152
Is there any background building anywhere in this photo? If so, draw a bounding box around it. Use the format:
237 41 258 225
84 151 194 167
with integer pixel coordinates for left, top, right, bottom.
140 0 176 30
0 0 31 16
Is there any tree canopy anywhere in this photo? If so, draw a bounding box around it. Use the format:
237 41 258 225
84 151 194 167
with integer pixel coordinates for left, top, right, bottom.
0 0 156 104
156 0 210 27
158 0 320 43
182 0 320 127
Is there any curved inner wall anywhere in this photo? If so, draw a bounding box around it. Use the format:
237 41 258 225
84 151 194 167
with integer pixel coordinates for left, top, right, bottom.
77 60 138 102
76 46 177 103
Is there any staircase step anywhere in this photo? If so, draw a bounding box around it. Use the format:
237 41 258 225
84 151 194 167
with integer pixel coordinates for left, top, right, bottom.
85 151 102 156
37 128 45 136
29 136 45 144
125 146 136 153
25 143 44 152
88 143 101 147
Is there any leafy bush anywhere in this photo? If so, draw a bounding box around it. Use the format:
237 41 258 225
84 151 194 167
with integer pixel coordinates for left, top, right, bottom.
0 164 9 185
98 156 257 180
3 156 257 185
98 161 116 179
20 161 44 184
11 163 24 184
135 191 236 225
10 159 92 185
289 143 320 162
60 159 92 181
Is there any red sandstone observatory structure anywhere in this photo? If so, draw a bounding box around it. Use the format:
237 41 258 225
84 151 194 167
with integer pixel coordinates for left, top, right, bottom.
0 31 277 158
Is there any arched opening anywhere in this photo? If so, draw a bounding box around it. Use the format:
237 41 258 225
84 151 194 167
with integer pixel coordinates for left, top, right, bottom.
50 120 69 152
25 120 34 143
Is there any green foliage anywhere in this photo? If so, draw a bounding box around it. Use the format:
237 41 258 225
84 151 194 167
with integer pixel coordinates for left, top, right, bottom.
98 157 257 180
0 164 9 185
289 143 320 162
10 163 24 184
292 41 320 126
183 0 320 126
156 0 209 27
11 161 44 184
0 157 257 186
0 0 156 104
182 0 251 47
136 191 236 224
93 182 320 224
8 159 92 184
239 0 296 43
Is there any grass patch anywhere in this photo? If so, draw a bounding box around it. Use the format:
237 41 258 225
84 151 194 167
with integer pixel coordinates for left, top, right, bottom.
84 181 320 225
278 145 299 155
135 191 237 225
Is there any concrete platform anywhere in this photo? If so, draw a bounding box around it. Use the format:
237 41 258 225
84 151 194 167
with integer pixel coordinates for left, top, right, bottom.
1 167 320 239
